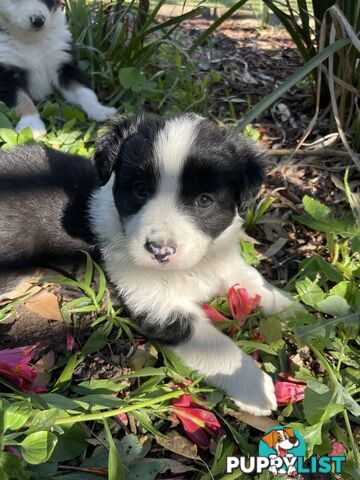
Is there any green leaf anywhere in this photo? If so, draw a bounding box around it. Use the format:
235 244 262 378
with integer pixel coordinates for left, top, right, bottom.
302 195 332 222
51 424 89 462
118 434 151 463
127 460 165 480
290 422 322 456
119 67 147 92
303 380 343 425
52 353 78 392
71 379 126 395
0 128 18 145
0 452 29 480
103 420 126 480
82 330 108 357
334 384 360 417
317 295 350 317
259 316 282 343
20 431 58 465
297 256 343 283
294 313 359 343
0 114 13 130
4 401 32 431
211 436 234 476
295 277 325 307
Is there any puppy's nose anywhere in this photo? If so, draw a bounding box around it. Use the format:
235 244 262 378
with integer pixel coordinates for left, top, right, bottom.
30 15 45 29
145 240 176 263
289 437 298 444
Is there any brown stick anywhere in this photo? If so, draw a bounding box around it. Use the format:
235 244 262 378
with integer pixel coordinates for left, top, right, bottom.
267 148 351 158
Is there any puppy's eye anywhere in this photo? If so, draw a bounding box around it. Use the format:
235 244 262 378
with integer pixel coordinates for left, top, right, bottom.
133 182 150 200
195 194 214 208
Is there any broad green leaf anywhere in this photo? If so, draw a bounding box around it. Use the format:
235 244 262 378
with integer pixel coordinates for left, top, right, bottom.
302 195 331 222
294 313 359 343
0 114 13 129
298 256 343 283
303 381 343 425
4 401 32 431
290 422 322 456
118 434 151 463
127 460 165 480
317 295 350 317
71 379 126 395
0 128 18 145
119 67 147 92
20 431 58 465
259 316 282 343
295 277 325 307
0 452 29 480
334 384 360 417
51 424 89 462
52 353 78 392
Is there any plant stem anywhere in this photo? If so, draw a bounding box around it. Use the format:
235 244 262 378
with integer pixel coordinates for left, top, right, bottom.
53 388 189 425
343 410 359 466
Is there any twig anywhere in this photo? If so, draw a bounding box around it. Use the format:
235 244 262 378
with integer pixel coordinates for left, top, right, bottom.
268 148 351 158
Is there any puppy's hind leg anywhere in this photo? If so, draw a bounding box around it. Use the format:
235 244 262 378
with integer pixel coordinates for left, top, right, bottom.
57 61 116 122
0 66 45 138
15 91 46 138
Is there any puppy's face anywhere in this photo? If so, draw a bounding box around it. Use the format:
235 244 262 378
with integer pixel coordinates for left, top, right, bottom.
94 114 264 271
0 0 60 33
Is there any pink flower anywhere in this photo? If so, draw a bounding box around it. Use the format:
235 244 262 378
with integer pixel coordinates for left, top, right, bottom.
275 374 306 406
251 330 264 342
0 344 45 392
66 331 75 351
227 285 261 323
203 304 228 323
116 413 128 426
171 394 222 449
330 441 346 456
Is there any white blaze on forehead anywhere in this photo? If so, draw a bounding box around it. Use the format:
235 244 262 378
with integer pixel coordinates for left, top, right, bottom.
153 115 202 194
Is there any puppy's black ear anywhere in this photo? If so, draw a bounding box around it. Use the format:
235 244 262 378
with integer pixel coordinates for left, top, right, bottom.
232 137 266 214
93 115 144 186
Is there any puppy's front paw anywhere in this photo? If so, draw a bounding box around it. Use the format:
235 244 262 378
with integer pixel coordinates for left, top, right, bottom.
16 115 46 138
88 105 117 122
209 353 277 416
232 363 277 416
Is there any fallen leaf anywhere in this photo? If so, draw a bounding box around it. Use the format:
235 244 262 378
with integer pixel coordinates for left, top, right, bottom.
156 430 200 460
25 291 62 321
128 343 158 370
1 276 41 301
32 351 55 388
227 410 279 432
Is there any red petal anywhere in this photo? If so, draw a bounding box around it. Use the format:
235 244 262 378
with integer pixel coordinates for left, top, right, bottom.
275 381 306 405
227 285 261 321
0 344 39 366
203 304 228 323
66 332 75 351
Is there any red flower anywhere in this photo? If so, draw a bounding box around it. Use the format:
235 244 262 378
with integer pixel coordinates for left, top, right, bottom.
171 394 222 449
227 285 261 324
251 330 264 342
0 344 45 392
116 413 128 426
203 304 228 323
330 441 345 456
275 374 306 406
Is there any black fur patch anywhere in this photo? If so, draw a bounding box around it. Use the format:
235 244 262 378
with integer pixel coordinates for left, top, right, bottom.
57 57 89 90
0 145 97 270
40 0 60 10
178 121 265 238
135 311 193 345
0 65 28 109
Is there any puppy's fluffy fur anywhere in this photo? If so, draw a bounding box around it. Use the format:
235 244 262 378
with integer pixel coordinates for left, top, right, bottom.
0 114 297 415
0 0 115 137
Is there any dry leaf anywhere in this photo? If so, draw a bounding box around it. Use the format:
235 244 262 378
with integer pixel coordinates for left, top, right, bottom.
33 351 55 388
227 409 279 432
128 343 158 370
1 276 41 301
25 290 62 321
156 430 200 460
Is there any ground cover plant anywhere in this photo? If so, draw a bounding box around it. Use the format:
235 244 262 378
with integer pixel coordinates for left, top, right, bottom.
0 0 359 479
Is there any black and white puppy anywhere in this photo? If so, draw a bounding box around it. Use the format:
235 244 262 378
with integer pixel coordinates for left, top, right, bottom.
0 114 296 415
0 0 116 138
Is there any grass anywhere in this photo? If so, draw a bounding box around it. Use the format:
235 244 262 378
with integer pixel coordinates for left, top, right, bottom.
0 1 359 479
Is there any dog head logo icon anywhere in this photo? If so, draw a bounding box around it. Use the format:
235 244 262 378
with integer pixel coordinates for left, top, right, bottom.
259 426 305 476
